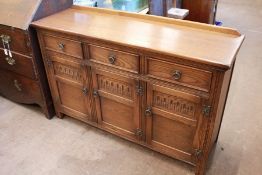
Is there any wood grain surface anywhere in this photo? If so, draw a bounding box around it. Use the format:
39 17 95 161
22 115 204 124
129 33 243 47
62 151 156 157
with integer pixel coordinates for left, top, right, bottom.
33 6 244 175
32 5 244 69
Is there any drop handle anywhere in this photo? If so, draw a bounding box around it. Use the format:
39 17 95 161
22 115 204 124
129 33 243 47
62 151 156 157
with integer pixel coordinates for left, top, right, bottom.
172 70 182 80
82 88 89 95
108 55 116 64
93 90 99 97
1 35 12 56
58 43 65 50
1 34 11 44
145 107 152 116
5 57 16 66
14 80 22 91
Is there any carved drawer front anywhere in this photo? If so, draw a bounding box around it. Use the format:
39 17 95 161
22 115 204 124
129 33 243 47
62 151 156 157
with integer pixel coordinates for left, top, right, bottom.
92 69 141 141
0 27 30 56
44 53 91 122
43 34 83 59
89 45 139 73
145 84 206 164
0 48 36 79
147 58 212 92
0 69 42 105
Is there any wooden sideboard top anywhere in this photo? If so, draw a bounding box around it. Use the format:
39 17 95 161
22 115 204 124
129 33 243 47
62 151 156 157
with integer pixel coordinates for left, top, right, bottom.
32 5 244 69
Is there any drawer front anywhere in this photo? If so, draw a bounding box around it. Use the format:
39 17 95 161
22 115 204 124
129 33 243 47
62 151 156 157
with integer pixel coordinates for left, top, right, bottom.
0 48 36 79
89 45 139 73
0 69 42 105
43 34 83 59
147 58 212 92
0 27 30 56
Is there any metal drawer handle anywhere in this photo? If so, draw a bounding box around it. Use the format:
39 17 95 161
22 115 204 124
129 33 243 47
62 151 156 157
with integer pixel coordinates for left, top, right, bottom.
82 88 89 95
1 34 11 44
14 80 22 91
108 55 116 64
93 90 99 97
58 43 65 50
5 57 16 66
1 35 12 57
145 107 152 116
172 70 182 80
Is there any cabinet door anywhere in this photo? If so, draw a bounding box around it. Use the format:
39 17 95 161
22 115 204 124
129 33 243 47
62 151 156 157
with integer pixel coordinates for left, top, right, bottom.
145 83 207 164
92 69 141 141
45 52 91 122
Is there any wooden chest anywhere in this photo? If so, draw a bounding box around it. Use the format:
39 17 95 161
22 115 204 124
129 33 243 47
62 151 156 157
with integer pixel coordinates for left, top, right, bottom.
0 0 72 118
32 6 244 174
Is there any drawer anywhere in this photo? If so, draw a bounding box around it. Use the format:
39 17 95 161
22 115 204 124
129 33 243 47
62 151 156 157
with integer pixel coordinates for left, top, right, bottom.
0 69 42 105
43 34 83 59
89 45 139 73
0 27 31 56
147 58 212 92
0 48 36 79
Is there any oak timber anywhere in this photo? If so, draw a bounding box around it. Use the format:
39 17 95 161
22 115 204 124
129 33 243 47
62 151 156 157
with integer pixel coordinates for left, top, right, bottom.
32 6 244 175
32 5 244 70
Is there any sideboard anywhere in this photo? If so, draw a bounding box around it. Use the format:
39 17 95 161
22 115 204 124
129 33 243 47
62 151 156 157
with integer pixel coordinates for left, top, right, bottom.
32 6 244 174
0 0 72 118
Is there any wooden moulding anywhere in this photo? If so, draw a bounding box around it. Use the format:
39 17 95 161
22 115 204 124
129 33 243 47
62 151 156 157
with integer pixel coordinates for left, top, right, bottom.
72 5 240 36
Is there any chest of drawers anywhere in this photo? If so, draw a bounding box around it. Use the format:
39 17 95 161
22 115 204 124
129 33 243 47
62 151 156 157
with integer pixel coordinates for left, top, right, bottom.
0 0 72 118
32 6 244 174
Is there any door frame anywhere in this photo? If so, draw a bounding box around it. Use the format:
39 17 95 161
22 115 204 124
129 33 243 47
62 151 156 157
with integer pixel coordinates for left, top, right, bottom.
145 82 208 164
91 68 142 141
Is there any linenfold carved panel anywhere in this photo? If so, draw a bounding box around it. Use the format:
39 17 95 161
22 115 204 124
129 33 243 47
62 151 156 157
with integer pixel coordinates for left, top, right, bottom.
98 75 133 99
153 91 196 118
54 62 83 83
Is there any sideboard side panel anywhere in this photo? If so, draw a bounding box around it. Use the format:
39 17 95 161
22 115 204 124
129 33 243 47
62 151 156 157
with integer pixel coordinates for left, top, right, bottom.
195 64 234 175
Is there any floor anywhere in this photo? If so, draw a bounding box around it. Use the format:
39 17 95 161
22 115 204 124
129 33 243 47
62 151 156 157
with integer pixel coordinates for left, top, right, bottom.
1 0 262 175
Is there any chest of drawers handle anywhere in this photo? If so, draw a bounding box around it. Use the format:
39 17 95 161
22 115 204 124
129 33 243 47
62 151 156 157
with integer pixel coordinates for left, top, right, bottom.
108 54 116 64
93 90 99 97
58 43 65 51
145 107 152 116
5 57 16 66
14 80 22 92
82 88 89 96
172 70 182 80
1 34 11 44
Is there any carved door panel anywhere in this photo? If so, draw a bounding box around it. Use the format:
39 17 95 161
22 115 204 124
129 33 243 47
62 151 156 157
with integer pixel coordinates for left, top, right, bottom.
92 69 142 141
145 83 207 164
45 52 91 121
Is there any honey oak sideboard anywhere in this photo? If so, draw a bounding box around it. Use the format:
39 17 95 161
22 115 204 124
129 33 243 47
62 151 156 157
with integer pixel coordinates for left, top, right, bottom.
31 6 244 175
0 0 72 118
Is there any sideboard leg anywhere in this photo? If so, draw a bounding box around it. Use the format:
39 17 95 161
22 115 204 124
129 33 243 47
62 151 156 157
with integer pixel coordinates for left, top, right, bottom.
195 161 206 175
56 112 64 119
